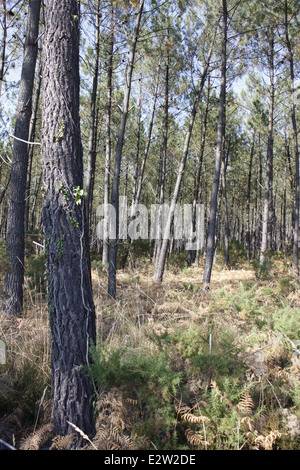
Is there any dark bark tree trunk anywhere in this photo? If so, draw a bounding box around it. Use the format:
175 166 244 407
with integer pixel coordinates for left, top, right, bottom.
108 0 144 299
3 0 41 316
202 0 227 289
42 0 96 442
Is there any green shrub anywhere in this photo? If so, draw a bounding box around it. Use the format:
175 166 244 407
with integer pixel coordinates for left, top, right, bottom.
89 339 183 449
271 305 300 341
252 256 273 280
166 251 188 272
215 239 247 267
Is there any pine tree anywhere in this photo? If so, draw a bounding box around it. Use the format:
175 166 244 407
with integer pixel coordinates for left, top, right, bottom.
42 0 96 442
3 0 41 316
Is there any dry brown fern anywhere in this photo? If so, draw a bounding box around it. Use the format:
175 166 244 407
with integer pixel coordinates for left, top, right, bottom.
50 433 77 450
210 379 232 407
91 387 137 450
185 429 210 448
175 400 211 449
249 429 282 450
238 390 255 415
19 423 53 450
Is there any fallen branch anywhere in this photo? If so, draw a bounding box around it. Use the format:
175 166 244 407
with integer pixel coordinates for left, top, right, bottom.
0 438 16 450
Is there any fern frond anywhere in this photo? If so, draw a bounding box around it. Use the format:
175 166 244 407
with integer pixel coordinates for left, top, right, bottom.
126 397 139 405
19 423 53 450
210 379 232 407
238 391 255 415
50 434 77 450
251 429 282 450
185 429 210 447
181 412 210 424
93 388 137 450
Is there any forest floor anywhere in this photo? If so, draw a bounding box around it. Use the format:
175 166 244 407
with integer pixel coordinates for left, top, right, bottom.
0 250 299 450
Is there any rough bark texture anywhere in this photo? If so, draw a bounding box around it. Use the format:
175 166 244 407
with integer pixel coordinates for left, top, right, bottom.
4 0 41 316
42 0 96 442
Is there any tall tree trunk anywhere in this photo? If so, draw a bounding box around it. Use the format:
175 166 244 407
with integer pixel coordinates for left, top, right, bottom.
246 132 255 261
202 0 227 290
28 168 42 231
188 80 210 266
131 73 143 213
154 42 169 265
134 68 160 207
42 0 96 442
102 6 114 266
3 0 41 316
285 0 299 277
154 44 213 283
260 28 275 264
108 0 144 299
221 151 230 266
25 61 42 232
85 0 100 234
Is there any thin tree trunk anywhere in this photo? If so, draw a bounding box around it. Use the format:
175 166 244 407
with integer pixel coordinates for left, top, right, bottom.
0 171 10 206
134 68 160 207
131 73 143 213
25 61 42 232
29 168 42 231
102 6 114 266
42 0 96 442
108 0 144 299
154 43 214 283
260 28 275 264
285 0 299 277
155 43 169 265
221 151 230 266
202 0 227 290
246 132 255 261
3 0 41 316
85 0 100 234
189 80 210 266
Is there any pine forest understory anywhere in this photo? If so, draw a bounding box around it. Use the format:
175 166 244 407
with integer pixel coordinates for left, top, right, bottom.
0 0 299 451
